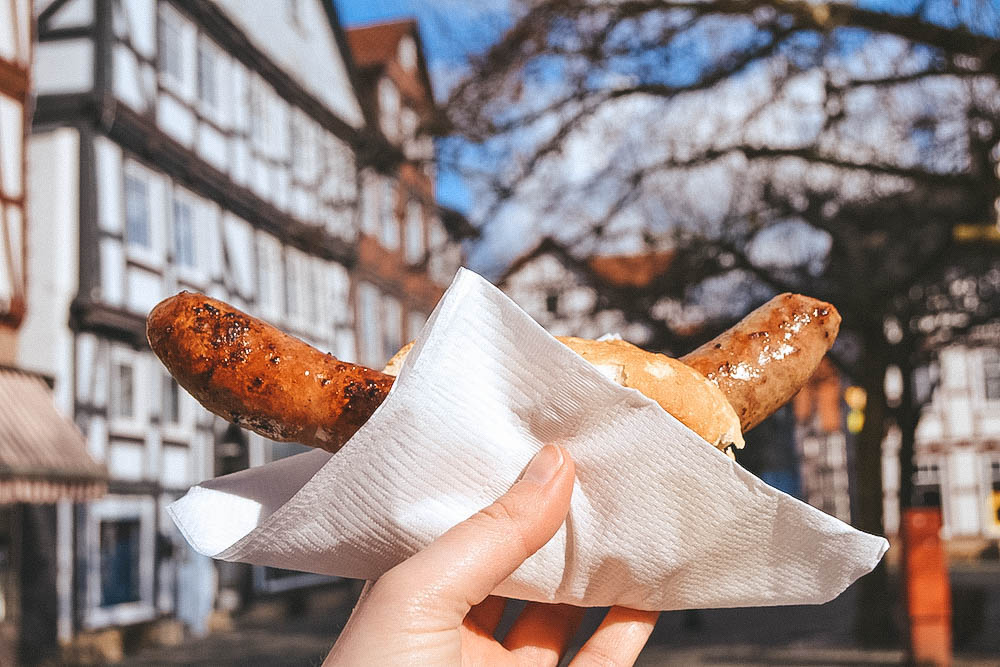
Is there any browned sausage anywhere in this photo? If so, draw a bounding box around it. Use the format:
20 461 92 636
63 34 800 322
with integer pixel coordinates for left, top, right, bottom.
147 291 838 452
680 293 840 432
146 292 393 452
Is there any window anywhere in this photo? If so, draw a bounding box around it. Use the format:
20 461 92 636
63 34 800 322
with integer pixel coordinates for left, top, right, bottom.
158 10 183 87
111 362 135 421
285 251 305 322
290 112 318 181
172 197 196 269
99 519 141 607
162 375 180 425
378 78 400 141
401 107 419 142
357 283 380 368
382 295 402 363
546 293 559 314
913 462 942 508
984 349 1000 401
407 311 426 341
379 177 398 250
397 36 417 72
125 174 151 251
197 40 218 111
255 235 284 317
248 77 279 154
404 199 424 264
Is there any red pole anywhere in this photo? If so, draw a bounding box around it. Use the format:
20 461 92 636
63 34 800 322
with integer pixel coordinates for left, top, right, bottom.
902 507 952 666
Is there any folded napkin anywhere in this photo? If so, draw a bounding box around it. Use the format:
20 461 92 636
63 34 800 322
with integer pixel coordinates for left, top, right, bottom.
169 269 888 611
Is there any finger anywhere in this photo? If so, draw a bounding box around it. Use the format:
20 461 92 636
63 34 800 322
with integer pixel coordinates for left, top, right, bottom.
377 445 575 627
504 602 586 666
569 606 658 667
466 595 507 635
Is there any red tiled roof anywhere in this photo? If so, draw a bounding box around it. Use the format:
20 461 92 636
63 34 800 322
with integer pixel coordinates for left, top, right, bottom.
346 19 417 68
587 251 676 288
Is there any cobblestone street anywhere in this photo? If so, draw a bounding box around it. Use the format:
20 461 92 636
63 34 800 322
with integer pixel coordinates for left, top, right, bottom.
119 565 1000 666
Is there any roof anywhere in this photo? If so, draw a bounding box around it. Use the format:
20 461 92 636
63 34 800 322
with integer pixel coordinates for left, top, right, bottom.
0 366 106 503
346 19 417 68
587 251 676 289
345 18 436 105
498 237 676 289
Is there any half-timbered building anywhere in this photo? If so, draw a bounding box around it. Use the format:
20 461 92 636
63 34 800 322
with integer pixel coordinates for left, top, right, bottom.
22 0 370 652
346 19 473 369
1 1 107 662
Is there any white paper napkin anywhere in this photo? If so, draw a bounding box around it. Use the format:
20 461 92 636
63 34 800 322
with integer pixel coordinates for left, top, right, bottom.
169 269 888 611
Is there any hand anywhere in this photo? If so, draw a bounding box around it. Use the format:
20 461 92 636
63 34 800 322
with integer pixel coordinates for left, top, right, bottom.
324 445 658 666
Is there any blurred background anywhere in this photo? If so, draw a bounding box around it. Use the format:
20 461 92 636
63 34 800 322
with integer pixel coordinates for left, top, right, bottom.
0 0 998 664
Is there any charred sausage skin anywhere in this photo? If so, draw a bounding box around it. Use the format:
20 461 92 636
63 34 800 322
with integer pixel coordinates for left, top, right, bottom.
147 291 839 451
680 293 840 432
146 292 393 452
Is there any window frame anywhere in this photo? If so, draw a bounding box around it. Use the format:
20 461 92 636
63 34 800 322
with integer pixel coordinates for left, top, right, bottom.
254 233 285 321
196 36 220 116
157 4 194 100
170 186 204 285
108 346 148 440
378 77 400 142
124 172 152 253
982 348 1000 403
378 176 399 250
122 160 164 269
381 293 403 365
356 282 381 368
404 198 425 265
82 495 157 629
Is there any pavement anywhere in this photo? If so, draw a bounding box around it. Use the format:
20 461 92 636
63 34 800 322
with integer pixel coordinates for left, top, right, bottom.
119 565 1000 666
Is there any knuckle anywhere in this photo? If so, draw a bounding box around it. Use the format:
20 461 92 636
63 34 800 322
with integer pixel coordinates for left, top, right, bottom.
474 495 532 562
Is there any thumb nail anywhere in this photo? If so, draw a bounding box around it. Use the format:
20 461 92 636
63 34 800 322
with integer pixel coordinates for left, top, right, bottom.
520 445 564 486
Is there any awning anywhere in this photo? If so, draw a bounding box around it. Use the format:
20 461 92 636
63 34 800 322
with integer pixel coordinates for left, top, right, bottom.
0 366 107 503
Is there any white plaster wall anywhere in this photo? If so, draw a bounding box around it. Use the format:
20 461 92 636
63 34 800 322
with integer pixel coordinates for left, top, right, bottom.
46 0 93 30
213 0 363 128
99 238 125 306
157 94 197 148
113 44 148 112
34 39 94 94
196 122 228 172
20 129 80 413
95 136 123 233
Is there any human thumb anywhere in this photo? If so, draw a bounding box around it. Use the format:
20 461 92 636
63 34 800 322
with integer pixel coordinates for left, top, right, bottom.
375 445 575 624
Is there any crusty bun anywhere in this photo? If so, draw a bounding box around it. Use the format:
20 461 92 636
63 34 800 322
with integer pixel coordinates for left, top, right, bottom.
383 336 744 453
383 341 415 377
556 337 744 452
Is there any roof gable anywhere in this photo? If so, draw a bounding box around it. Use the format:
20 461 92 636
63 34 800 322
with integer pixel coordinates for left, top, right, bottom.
345 18 436 105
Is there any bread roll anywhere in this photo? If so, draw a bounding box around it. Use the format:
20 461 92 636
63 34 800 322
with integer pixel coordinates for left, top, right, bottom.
383 336 744 453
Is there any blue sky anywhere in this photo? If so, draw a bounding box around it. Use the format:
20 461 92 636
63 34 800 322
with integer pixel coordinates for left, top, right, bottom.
334 0 511 213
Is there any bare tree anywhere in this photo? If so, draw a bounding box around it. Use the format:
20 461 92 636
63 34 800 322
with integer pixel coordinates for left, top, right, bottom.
442 0 1000 643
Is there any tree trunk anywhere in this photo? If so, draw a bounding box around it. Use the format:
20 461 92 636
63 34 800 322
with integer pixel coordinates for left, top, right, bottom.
852 344 897 645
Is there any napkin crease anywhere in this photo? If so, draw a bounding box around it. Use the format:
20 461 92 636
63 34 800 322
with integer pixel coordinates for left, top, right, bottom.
169 268 888 611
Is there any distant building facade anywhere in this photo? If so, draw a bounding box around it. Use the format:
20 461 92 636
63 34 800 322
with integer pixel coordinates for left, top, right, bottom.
792 359 852 523
346 19 472 369
22 0 465 656
498 237 835 504
882 340 1000 553
498 237 666 346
